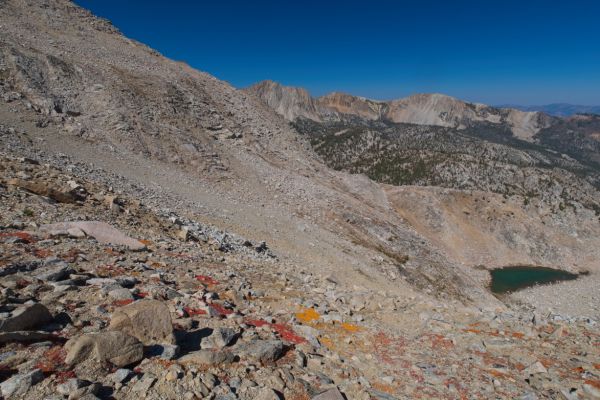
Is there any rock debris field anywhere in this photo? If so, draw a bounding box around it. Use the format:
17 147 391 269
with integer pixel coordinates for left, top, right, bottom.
1 155 599 400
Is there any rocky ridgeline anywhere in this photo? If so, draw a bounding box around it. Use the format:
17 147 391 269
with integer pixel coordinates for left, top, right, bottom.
1 155 599 399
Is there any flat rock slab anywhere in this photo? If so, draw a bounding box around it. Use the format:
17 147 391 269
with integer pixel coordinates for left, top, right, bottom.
0 303 53 332
65 331 143 367
109 299 175 345
39 221 146 250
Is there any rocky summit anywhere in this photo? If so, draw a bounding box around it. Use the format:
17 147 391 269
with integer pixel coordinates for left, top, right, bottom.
0 1 599 399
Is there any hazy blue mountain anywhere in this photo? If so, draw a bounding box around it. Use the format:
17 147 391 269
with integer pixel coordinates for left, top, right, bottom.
497 103 600 117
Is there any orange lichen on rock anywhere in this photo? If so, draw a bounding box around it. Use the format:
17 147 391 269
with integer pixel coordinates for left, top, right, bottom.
295 307 320 323
341 322 361 333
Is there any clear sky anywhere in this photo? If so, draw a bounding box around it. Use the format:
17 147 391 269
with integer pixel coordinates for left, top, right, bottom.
74 0 600 105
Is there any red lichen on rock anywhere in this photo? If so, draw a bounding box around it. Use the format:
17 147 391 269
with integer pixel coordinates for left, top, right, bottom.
112 299 134 307
35 346 66 373
32 248 53 258
245 319 306 344
195 275 219 285
0 231 36 243
585 379 600 390
424 333 454 350
209 303 233 316
184 306 207 316
372 332 407 365
271 323 306 344
54 370 76 383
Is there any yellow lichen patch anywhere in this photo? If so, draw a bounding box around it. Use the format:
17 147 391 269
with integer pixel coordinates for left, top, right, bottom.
296 307 320 323
341 322 361 333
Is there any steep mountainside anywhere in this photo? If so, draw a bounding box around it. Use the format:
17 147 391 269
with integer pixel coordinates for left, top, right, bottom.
0 0 490 305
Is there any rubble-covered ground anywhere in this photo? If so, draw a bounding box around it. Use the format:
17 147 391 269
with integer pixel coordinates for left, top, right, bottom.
1 154 599 400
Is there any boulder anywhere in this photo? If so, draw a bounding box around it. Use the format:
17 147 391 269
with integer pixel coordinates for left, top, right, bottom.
39 221 146 250
109 299 175 345
65 331 143 367
0 303 53 332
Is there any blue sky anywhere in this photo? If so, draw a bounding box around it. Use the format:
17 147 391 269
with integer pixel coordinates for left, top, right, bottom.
75 1 600 105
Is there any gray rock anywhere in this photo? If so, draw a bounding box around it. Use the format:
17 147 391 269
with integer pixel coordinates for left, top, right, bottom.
35 263 74 282
111 368 132 383
108 287 134 301
0 351 16 362
178 349 236 366
131 375 156 393
0 369 44 398
56 378 86 396
69 382 101 399
86 278 117 287
237 339 284 364
0 303 53 332
145 343 179 360
201 327 239 349
115 276 138 288
65 331 143 367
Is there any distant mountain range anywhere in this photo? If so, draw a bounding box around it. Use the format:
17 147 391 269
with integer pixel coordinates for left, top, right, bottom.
496 103 600 117
247 81 553 141
248 80 600 199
